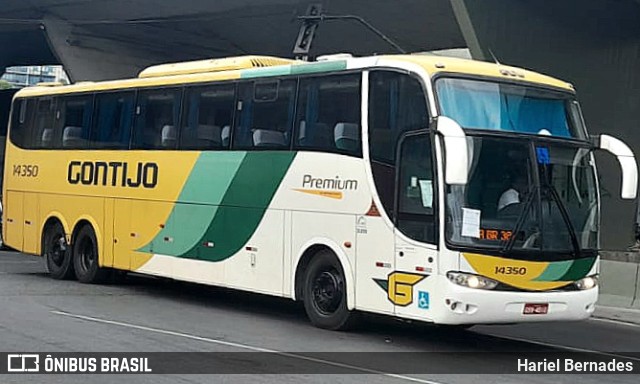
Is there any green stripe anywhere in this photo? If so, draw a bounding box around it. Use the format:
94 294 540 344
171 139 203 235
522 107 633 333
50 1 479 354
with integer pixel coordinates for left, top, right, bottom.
290 61 347 75
558 257 597 281
533 260 574 281
138 152 246 256
178 152 247 204
179 151 296 261
142 151 296 261
241 66 292 79
240 60 347 79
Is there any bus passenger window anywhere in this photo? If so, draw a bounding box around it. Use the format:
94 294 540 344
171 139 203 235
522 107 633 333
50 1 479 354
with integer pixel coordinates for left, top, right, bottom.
295 74 362 156
369 71 429 164
9 99 34 148
132 88 182 150
31 98 56 149
58 95 93 149
233 80 296 150
181 84 235 150
91 92 134 149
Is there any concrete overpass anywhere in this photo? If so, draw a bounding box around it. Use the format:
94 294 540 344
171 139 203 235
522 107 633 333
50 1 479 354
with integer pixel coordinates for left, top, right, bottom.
1 0 639 249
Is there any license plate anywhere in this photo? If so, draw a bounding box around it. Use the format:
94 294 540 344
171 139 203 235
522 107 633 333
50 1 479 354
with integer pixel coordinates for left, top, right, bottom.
523 303 549 315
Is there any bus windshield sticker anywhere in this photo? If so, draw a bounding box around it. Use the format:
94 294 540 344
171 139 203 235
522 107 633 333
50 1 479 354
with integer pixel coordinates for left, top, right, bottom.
419 180 433 208
461 208 481 238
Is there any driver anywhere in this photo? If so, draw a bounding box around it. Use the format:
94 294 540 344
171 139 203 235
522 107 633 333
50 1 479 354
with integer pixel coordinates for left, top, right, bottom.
498 174 528 211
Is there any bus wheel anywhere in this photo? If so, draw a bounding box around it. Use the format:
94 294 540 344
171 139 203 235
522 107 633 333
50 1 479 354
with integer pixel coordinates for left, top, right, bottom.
73 225 111 284
303 250 357 330
43 222 75 280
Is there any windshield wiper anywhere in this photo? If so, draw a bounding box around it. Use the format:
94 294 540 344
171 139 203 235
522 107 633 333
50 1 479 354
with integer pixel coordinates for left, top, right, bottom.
545 183 582 257
502 185 538 253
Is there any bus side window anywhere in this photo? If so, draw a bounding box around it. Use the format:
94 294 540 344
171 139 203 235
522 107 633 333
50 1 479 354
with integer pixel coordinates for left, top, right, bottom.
294 74 362 156
132 88 182 150
90 92 135 150
31 98 56 149
368 71 430 220
397 134 436 244
369 71 429 164
57 95 93 149
181 84 235 150
9 99 35 148
232 80 296 150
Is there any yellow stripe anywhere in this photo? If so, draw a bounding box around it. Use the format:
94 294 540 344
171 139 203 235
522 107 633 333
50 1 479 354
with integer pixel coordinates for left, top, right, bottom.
463 253 570 291
293 189 343 200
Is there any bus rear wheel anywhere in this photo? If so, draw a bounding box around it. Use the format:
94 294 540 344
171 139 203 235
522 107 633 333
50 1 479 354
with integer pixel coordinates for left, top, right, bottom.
73 225 111 284
302 250 357 330
43 222 74 280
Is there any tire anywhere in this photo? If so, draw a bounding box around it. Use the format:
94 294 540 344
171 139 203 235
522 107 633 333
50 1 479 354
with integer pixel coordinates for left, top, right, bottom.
302 250 357 330
43 222 75 280
73 225 111 284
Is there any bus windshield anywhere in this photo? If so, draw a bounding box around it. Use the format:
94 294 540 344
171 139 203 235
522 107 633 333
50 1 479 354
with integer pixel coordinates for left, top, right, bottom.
436 78 586 140
446 137 599 258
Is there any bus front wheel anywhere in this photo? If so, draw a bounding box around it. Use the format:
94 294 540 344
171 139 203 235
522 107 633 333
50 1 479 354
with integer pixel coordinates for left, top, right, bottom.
302 250 357 330
72 225 111 284
43 222 75 280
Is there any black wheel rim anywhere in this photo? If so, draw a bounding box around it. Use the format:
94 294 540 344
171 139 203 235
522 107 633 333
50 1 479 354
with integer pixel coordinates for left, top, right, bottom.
48 234 67 268
78 236 95 274
311 268 344 315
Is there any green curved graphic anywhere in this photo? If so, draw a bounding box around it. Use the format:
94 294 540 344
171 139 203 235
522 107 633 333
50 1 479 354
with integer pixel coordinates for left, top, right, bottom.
139 152 246 256
139 151 296 262
557 257 597 281
533 257 596 282
532 260 573 281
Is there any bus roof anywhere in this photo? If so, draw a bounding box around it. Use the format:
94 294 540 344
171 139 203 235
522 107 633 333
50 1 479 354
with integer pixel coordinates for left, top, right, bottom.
14 54 574 98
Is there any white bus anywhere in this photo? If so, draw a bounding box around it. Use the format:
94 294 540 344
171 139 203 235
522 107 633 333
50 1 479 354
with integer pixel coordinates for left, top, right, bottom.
3 54 637 330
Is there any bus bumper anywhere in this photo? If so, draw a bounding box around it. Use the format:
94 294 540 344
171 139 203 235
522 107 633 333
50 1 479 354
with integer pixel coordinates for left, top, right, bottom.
432 279 598 325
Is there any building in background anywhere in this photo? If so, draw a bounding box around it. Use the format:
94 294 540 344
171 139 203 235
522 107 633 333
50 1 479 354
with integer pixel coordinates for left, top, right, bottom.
1 66 68 88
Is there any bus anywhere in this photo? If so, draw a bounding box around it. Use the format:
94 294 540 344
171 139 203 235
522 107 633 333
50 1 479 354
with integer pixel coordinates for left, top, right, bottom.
3 54 637 330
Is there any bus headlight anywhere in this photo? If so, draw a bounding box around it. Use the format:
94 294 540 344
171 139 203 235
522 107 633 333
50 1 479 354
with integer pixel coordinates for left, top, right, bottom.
447 272 498 290
574 275 598 290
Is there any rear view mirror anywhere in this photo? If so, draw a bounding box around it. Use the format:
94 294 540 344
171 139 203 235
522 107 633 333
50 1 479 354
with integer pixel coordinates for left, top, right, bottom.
593 134 638 199
436 116 468 185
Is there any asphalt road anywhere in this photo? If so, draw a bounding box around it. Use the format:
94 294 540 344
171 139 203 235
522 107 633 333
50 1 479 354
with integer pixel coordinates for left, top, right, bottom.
0 250 639 384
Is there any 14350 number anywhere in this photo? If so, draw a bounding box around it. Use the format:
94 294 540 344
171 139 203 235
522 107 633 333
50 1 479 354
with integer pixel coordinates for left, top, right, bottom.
13 164 39 178
494 266 527 275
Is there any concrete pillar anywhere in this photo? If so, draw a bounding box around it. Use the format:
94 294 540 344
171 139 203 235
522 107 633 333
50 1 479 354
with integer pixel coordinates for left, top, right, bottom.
449 0 486 61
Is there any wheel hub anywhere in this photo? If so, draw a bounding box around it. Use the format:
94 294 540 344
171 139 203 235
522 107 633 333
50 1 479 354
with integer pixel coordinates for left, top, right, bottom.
312 269 343 315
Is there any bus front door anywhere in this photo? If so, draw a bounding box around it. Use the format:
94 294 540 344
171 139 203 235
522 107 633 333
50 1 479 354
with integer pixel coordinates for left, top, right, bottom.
393 132 438 320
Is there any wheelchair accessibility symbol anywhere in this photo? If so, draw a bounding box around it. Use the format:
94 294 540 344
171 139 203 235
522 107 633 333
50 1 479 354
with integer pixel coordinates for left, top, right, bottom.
418 291 429 309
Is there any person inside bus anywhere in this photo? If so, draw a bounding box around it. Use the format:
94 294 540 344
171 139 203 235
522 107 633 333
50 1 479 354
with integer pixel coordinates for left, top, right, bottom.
498 173 528 212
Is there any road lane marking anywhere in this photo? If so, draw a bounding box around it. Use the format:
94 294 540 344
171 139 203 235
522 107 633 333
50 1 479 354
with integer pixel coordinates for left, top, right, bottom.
482 333 640 362
590 317 640 328
51 310 444 384
0 260 40 264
